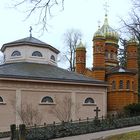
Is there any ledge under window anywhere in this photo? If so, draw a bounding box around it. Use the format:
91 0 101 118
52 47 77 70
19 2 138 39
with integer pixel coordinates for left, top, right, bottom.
83 103 97 106
0 102 6 105
39 102 56 105
10 56 22 59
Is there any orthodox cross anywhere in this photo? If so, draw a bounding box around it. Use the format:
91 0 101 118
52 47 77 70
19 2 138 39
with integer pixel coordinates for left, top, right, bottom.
29 26 32 37
94 106 101 119
103 0 109 16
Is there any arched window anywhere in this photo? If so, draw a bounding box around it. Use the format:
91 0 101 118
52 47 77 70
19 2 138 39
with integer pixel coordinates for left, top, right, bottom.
41 96 53 103
132 81 134 90
0 96 4 102
84 97 95 104
105 50 108 58
32 51 43 57
11 51 21 56
119 80 123 89
113 53 117 60
126 80 130 89
50 55 55 61
112 81 116 90
110 53 113 59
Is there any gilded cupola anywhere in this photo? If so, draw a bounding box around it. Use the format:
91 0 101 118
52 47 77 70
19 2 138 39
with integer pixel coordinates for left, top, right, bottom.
100 14 119 44
76 40 86 51
93 26 105 40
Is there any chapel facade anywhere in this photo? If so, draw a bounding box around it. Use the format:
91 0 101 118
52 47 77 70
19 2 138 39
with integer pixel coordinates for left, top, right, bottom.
0 35 108 131
76 15 138 113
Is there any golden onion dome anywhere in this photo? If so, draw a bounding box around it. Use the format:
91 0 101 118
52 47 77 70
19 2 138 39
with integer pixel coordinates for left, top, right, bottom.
127 36 138 44
93 27 105 40
100 15 119 44
76 40 86 50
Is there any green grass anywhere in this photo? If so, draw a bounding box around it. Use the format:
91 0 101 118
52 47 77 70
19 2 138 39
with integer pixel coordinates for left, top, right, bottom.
104 131 140 140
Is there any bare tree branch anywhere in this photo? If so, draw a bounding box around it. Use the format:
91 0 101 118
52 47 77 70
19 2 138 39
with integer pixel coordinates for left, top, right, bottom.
120 0 140 93
63 29 82 71
13 0 65 33
50 96 73 122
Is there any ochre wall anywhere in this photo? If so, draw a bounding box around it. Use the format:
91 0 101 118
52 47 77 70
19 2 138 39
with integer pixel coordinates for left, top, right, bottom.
76 48 86 74
126 42 138 71
107 73 138 112
92 70 105 81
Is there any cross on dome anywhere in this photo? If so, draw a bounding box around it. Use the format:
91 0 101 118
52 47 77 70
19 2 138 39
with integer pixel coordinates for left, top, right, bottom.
103 0 109 17
29 26 33 37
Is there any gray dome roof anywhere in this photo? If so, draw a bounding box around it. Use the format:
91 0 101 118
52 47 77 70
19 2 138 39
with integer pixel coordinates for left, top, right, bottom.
1 36 60 54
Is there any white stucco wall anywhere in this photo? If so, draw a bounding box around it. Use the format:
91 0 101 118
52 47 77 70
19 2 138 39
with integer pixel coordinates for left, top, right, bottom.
0 79 107 131
4 45 58 65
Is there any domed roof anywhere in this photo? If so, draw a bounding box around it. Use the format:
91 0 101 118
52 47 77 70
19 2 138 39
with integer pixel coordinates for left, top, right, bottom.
127 36 138 44
93 27 105 39
94 15 119 44
76 40 86 50
101 15 119 42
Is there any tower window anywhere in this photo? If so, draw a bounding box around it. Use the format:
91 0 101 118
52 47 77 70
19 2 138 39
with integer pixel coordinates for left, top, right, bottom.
0 96 3 102
50 55 55 61
41 96 54 103
105 50 108 58
108 53 110 58
113 53 117 60
112 81 116 90
11 51 21 56
32 51 43 57
110 53 113 59
0 96 6 104
119 80 123 89
132 81 134 90
126 80 130 89
84 97 95 104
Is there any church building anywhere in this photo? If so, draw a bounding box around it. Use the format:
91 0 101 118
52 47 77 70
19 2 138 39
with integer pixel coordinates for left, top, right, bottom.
0 34 107 131
0 12 138 131
76 14 138 114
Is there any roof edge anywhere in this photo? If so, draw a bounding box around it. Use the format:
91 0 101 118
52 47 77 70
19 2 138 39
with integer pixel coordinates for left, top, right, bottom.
0 77 108 87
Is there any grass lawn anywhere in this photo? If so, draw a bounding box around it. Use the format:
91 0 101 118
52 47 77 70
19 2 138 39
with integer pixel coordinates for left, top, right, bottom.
104 131 140 140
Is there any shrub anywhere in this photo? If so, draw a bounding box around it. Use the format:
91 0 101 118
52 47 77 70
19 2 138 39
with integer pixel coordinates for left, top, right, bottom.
124 103 140 116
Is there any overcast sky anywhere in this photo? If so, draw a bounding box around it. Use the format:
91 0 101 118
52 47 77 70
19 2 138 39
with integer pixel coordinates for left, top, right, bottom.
0 0 132 68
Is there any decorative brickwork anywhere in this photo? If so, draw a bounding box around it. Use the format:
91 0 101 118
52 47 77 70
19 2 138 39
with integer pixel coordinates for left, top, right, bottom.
75 15 138 113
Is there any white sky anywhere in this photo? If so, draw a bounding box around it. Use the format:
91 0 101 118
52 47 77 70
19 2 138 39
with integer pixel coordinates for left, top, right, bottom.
0 0 132 68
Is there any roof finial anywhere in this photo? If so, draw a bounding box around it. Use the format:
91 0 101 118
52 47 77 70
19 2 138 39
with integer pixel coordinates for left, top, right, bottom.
104 0 109 17
98 20 101 29
29 26 32 37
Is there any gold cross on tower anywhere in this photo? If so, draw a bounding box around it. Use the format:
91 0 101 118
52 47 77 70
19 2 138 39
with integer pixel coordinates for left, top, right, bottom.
104 0 109 16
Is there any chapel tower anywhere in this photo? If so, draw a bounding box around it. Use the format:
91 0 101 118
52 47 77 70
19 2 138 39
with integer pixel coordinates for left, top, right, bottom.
92 14 119 80
75 13 138 113
92 26 106 81
75 41 86 74
126 38 138 72
126 38 138 102
102 15 119 69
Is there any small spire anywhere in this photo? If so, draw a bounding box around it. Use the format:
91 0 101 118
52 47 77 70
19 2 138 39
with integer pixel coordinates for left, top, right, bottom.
29 26 32 37
98 20 101 29
104 0 109 17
